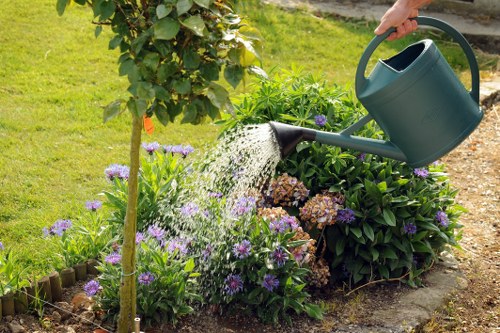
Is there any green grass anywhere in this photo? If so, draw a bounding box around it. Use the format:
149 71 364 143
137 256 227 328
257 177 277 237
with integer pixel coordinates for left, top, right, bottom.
0 0 497 274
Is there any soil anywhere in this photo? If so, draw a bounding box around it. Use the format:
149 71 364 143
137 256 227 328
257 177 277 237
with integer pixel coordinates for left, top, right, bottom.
1 92 498 333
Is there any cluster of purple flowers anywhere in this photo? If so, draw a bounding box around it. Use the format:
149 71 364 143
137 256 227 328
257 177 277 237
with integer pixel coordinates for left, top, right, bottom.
413 168 429 178
233 240 252 259
163 144 195 157
165 237 190 255
147 225 165 241
180 202 199 217
135 232 145 244
138 272 155 285
105 252 122 265
269 216 300 234
231 196 256 216
224 274 243 296
83 280 101 297
403 222 417 235
105 164 130 181
271 247 288 267
43 219 72 237
85 200 102 211
336 208 356 224
262 274 279 292
314 115 327 127
142 142 161 155
435 210 450 227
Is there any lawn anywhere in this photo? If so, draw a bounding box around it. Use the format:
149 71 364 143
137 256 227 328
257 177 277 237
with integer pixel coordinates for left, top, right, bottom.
0 0 497 273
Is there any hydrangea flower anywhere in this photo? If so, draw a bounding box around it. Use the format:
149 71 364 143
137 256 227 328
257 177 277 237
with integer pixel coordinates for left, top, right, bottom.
233 240 252 259
105 164 130 181
83 280 101 297
105 252 122 265
142 142 160 155
224 274 243 296
271 247 288 267
138 272 155 285
314 115 327 127
135 232 145 245
180 202 199 217
262 274 279 292
435 210 450 227
403 223 417 235
85 200 102 211
413 168 429 178
337 208 356 224
231 196 256 216
147 225 165 241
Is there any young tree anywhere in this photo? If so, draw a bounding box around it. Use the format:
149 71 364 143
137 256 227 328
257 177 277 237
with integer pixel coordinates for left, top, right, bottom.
56 0 263 331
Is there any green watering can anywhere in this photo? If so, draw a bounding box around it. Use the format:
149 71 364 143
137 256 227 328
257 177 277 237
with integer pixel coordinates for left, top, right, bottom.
270 16 483 168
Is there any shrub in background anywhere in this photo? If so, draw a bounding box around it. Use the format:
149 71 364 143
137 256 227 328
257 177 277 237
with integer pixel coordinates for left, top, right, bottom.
220 70 463 286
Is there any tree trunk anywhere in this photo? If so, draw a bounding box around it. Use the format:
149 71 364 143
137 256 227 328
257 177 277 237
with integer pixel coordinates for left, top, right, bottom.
117 114 142 333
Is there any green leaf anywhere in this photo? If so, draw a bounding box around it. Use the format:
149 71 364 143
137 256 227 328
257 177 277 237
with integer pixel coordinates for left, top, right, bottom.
207 82 229 109
156 4 172 19
378 265 390 279
154 104 170 125
158 62 178 82
136 81 155 100
412 240 433 253
99 0 115 21
382 209 397 226
200 62 220 81
154 18 180 40
382 247 398 260
335 237 346 255
56 0 70 16
182 49 201 69
370 247 379 261
103 99 124 123
127 98 147 117
377 181 387 193
153 86 170 102
194 0 212 8
362 222 375 241
224 65 244 89
184 258 195 272
109 35 123 50
247 65 268 78
172 79 191 94
181 15 206 37
181 103 197 123
143 52 160 71
95 25 103 38
304 303 324 320
119 58 135 76
177 0 193 16
350 227 362 238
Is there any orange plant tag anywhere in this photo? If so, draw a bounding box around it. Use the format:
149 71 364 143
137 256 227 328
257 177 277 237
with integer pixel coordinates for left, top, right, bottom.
143 115 154 135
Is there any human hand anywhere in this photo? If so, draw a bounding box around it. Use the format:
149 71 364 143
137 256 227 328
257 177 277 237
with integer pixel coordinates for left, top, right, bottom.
374 0 429 41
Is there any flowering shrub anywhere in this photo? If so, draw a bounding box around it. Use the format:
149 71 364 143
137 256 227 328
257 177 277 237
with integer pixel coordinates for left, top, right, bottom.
196 196 323 324
220 71 463 286
94 230 200 326
104 146 191 233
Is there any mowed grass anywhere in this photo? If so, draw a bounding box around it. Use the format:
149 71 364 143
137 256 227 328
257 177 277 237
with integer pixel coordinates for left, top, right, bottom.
0 0 497 273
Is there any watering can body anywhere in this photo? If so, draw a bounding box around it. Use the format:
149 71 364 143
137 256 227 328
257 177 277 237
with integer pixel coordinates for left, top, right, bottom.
355 17 483 167
270 17 483 168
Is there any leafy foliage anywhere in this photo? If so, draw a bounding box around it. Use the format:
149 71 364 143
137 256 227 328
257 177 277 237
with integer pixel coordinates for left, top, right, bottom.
220 70 464 286
57 0 264 124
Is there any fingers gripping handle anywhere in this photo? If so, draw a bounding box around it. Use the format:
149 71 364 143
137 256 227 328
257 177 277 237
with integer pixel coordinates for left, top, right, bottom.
355 16 480 103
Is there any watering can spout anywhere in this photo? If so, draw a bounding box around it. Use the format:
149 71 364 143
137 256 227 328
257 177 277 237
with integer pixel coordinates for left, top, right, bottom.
269 121 409 165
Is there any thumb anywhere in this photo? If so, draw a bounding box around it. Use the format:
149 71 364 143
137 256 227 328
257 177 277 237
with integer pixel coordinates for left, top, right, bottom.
374 21 390 35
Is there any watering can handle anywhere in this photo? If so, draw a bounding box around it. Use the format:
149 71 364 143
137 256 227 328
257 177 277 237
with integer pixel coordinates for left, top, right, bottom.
355 16 480 103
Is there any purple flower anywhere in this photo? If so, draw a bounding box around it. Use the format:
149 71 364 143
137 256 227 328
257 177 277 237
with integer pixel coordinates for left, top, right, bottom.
262 274 280 292
147 225 165 241
413 168 429 178
180 202 199 217
44 219 72 237
202 244 213 260
85 200 102 211
231 196 256 216
224 274 243 296
269 219 286 234
271 247 288 267
166 238 189 255
138 272 155 285
403 223 417 235
83 280 101 297
180 145 195 157
142 142 160 155
0 242 4 250
435 210 450 227
337 208 356 224
281 216 299 231
358 153 366 161
135 232 145 245
105 164 130 181
105 252 122 265
208 192 223 199
233 240 252 259
314 115 327 127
